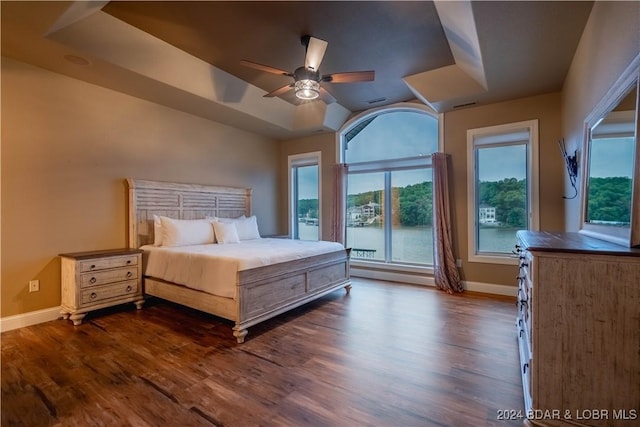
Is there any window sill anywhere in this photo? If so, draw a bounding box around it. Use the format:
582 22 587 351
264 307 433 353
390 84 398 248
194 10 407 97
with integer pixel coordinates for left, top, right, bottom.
468 253 518 265
349 260 434 286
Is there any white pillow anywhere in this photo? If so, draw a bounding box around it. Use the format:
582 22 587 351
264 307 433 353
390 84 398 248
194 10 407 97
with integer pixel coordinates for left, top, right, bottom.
153 215 163 246
207 215 246 242
214 215 246 223
160 216 215 247
234 215 261 240
212 221 240 244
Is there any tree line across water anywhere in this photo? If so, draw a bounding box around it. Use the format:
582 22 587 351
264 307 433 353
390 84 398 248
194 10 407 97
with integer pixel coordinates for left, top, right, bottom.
298 176 632 227
587 176 632 224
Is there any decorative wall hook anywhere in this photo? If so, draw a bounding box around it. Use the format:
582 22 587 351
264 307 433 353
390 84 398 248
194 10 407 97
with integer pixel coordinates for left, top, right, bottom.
558 138 578 199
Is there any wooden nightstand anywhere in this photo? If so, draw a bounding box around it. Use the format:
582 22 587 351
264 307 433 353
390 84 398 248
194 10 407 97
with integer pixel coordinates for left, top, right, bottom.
59 248 144 325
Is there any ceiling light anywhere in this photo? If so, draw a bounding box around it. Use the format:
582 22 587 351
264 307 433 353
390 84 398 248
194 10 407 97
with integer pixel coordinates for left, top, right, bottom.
295 79 320 100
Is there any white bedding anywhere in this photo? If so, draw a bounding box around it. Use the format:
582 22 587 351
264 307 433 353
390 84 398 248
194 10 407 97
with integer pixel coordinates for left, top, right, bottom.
142 238 345 299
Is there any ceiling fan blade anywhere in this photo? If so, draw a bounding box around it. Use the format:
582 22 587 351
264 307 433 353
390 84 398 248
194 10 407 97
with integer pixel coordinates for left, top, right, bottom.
240 60 292 77
318 87 336 104
264 83 294 98
323 71 375 83
305 36 328 71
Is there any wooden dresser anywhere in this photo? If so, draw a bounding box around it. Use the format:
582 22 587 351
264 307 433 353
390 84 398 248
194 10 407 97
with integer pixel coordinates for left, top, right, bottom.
60 248 144 325
515 231 640 427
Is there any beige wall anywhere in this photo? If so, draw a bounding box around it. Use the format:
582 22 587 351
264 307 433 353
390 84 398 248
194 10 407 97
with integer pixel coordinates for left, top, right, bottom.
1 58 279 317
278 133 338 240
562 1 640 231
444 92 564 287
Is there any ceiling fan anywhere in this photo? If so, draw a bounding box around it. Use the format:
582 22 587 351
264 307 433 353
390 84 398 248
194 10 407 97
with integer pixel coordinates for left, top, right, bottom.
240 35 375 103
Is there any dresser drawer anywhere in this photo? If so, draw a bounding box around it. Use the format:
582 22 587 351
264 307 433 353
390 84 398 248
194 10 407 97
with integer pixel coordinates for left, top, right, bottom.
79 255 138 272
81 280 139 305
80 267 138 288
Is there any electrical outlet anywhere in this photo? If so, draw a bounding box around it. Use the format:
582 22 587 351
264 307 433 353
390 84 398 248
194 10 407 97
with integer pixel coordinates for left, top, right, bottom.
29 280 40 293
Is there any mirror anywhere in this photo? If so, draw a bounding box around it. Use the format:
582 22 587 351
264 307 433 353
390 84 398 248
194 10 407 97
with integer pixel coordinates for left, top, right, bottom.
581 58 639 247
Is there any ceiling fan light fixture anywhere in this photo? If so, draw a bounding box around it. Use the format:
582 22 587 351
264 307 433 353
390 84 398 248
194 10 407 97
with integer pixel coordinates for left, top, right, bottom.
295 79 320 100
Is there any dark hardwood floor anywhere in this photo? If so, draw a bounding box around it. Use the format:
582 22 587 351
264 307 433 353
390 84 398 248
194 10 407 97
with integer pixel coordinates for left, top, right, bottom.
2 278 524 427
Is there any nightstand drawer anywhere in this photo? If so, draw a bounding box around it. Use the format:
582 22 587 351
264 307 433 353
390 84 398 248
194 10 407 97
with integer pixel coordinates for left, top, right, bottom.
81 280 139 305
79 255 138 272
80 267 138 288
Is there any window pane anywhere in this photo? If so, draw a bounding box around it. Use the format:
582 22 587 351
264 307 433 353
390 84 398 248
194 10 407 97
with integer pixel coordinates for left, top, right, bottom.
476 144 527 253
296 165 319 241
391 169 433 264
586 136 634 226
345 111 438 163
346 172 384 261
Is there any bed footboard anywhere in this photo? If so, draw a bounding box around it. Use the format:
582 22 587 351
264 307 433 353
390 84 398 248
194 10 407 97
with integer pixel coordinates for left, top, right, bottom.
233 249 351 343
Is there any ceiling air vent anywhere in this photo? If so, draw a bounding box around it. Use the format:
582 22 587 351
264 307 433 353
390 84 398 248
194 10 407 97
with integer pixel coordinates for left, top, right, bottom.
453 101 478 109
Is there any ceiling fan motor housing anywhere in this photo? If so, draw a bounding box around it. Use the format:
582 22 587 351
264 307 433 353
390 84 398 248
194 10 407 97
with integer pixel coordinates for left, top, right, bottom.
294 66 320 82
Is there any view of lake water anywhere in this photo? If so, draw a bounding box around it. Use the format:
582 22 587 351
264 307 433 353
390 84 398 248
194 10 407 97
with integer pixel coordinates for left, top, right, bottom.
299 223 520 263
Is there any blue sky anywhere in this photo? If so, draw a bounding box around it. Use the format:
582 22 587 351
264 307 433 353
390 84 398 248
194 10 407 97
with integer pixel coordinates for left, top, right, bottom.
589 137 634 178
477 145 527 182
297 165 319 199
346 111 438 163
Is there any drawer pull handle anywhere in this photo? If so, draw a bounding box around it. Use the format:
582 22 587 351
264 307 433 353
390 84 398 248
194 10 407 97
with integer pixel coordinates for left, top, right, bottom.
126 272 133 278
126 285 132 292
90 277 97 284
126 260 131 264
90 292 97 300
90 264 96 270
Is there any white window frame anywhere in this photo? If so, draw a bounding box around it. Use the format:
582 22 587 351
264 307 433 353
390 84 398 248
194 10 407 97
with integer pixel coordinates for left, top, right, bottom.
466 120 540 265
337 103 443 272
288 151 322 240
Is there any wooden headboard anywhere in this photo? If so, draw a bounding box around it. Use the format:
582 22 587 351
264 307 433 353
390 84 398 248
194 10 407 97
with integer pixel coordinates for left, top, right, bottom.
126 179 252 248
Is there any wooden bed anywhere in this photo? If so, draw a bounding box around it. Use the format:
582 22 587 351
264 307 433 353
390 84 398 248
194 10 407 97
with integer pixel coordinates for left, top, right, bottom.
126 179 351 343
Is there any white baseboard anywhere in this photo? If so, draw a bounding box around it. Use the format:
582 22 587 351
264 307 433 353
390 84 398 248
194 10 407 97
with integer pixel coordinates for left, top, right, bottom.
351 266 435 286
0 306 61 333
351 267 517 297
462 280 518 297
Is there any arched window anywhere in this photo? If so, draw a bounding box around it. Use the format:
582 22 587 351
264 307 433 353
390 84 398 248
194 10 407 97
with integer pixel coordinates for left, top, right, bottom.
340 105 439 267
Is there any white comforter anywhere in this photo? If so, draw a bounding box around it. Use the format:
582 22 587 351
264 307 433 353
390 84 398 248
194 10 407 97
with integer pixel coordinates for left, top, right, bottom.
142 238 345 299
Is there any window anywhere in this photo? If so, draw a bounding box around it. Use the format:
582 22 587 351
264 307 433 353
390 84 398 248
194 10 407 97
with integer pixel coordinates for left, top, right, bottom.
289 152 321 241
341 107 439 267
467 120 539 264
